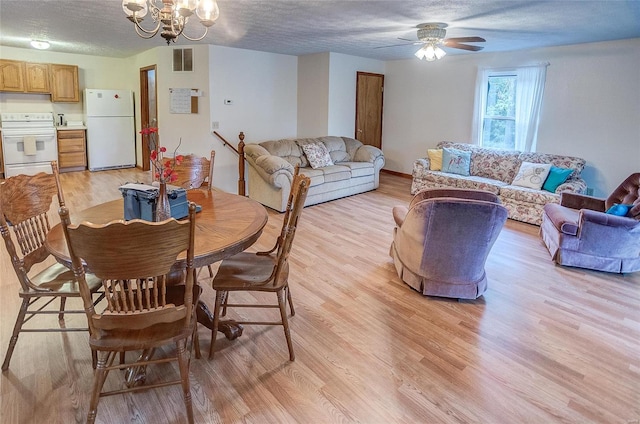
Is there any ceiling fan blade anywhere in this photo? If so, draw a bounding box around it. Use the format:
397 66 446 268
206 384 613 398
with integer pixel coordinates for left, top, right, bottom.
397 37 421 43
444 36 486 43
443 41 484 51
374 42 418 49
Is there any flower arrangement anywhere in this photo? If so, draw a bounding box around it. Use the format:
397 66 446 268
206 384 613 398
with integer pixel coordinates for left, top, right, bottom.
140 127 184 184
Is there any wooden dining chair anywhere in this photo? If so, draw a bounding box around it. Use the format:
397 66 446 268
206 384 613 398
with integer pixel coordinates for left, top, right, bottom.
59 202 200 424
172 150 216 277
209 173 311 361
0 162 104 371
172 150 215 190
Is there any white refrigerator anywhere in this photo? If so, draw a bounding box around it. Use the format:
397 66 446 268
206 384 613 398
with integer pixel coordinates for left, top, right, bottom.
84 89 136 171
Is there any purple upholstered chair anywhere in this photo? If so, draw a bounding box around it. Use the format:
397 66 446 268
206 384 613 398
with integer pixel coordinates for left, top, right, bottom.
540 173 640 273
390 188 508 299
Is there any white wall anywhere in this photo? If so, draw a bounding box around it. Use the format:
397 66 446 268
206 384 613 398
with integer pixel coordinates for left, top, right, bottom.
297 52 385 138
382 38 640 196
208 45 298 193
297 53 330 137
327 52 385 137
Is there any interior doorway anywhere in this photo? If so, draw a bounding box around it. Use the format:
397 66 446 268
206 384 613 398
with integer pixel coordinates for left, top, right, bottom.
355 72 384 149
139 65 157 171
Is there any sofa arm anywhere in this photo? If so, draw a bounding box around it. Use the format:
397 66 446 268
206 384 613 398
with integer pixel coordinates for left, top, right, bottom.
555 178 587 194
412 158 431 176
560 192 606 211
353 145 384 166
244 146 295 189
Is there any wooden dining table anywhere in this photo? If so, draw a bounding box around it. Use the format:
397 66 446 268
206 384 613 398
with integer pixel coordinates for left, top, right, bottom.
45 188 269 339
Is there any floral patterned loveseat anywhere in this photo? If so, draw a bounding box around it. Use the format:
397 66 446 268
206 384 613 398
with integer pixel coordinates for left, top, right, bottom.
411 142 587 225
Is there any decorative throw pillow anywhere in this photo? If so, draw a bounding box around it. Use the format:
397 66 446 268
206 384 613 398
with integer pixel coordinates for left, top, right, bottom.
441 148 471 176
605 204 633 217
542 166 573 192
301 142 334 169
512 162 552 190
427 149 443 171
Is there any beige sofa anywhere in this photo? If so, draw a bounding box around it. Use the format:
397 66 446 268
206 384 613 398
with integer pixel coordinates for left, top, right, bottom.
411 142 587 225
244 136 385 212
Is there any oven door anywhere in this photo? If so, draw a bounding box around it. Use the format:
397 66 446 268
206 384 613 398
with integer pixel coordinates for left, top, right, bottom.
2 131 58 177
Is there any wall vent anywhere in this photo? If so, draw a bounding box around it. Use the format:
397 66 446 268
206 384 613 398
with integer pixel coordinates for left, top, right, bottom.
173 48 193 72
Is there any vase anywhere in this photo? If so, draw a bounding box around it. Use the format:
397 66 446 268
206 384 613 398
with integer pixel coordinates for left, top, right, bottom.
155 182 172 222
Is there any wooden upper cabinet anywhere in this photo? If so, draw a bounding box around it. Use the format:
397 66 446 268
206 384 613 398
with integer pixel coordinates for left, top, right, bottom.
50 64 79 102
0 59 25 92
24 62 50 93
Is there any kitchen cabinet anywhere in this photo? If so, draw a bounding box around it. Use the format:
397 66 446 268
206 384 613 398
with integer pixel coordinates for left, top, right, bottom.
57 129 86 171
0 59 25 92
24 62 50 93
50 64 79 102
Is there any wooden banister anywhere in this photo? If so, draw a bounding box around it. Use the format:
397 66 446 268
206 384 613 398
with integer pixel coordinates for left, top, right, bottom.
213 131 246 196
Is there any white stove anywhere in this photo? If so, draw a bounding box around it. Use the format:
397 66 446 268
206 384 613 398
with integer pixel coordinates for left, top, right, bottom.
1 113 58 177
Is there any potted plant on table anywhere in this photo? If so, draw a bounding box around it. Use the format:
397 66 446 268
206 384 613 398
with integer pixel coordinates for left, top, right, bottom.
140 126 184 221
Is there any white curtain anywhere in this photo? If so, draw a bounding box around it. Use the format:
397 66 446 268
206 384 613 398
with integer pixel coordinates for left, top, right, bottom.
514 64 548 152
472 64 549 151
471 68 490 146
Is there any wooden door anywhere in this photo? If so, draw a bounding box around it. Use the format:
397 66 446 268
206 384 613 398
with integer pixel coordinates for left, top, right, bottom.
355 72 384 149
140 65 157 172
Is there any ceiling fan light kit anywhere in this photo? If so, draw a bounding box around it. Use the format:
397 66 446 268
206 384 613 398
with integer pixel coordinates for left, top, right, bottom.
122 0 220 45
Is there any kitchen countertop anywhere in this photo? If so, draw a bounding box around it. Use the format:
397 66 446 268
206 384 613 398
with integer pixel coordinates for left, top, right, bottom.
56 126 87 130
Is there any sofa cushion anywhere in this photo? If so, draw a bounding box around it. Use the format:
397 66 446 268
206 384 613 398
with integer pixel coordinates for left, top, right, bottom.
442 148 471 176
301 142 334 169
261 139 308 168
501 185 560 205
427 149 443 171
340 161 374 177
320 165 351 182
512 162 552 190
322 136 351 163
298 168 324 187
543 166 573 192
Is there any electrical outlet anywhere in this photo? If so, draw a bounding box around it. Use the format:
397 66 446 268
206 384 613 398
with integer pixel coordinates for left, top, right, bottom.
211 121 219 130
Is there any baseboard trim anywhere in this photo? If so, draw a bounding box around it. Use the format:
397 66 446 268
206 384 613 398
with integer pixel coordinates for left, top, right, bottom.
381 169 412 179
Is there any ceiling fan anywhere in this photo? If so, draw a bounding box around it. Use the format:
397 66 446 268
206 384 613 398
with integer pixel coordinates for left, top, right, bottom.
379 23 486 61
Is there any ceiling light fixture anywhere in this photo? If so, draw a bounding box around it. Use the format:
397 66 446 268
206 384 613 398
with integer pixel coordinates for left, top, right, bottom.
414 23 447 61
122 0 220 45
30 40 50 50
414 43 446 61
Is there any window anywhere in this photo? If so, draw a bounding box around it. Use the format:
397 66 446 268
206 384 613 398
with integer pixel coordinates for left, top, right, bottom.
473 64 548 152
482 74 516 149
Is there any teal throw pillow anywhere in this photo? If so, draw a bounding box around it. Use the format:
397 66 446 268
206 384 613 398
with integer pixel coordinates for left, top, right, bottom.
605 204 633 217
542 166 573 192
441 148 471 176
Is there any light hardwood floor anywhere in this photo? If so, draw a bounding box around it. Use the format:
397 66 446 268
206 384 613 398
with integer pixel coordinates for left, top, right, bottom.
1 169 638 424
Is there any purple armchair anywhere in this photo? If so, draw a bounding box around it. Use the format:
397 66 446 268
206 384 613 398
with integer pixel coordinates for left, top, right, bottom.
390 188 508 300
540 173 640 273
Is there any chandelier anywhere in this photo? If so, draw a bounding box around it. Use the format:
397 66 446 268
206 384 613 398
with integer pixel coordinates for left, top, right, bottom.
122 0 220 45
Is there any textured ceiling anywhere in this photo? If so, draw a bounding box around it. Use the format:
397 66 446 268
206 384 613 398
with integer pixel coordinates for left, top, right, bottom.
1 1 639 60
